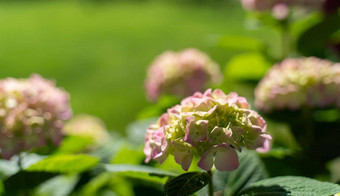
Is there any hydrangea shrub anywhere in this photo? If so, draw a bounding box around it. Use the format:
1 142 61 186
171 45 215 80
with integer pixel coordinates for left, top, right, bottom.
255 57 340 112
0 74 72 159
144 89 271 171
240 0 325 19
145 48 222 101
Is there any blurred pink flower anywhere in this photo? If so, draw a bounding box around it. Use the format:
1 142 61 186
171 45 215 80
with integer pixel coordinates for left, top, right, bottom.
145 48 222 101
0 74 72 159
240 0 325 19
144 89 271 171
255 57 340 112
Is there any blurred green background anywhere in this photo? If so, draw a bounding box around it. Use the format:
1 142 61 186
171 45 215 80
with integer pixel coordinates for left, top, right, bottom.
0 0 278 132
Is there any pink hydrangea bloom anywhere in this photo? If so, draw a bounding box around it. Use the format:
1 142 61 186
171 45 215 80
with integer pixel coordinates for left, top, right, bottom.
145 48 222 101
240 0 325 19
255 57 340 112
0 74 72 159
144 89 271 171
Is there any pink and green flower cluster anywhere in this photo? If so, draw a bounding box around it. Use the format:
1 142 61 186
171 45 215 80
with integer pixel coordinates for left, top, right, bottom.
145 48 222 101
144 89 271 171
240 0 325 19
0 74 72 159
255 57 340 112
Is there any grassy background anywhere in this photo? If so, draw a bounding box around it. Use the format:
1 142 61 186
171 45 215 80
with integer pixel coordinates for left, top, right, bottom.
0 0 277 132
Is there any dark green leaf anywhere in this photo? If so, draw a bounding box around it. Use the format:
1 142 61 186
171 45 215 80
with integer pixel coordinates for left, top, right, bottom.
297 13 340 58
238 176 340 196
164 172 211 196
0 153 44 179
3 171 57 192
212 150 268 196
27 154 99 174
0 180 3 195
104 164 178 184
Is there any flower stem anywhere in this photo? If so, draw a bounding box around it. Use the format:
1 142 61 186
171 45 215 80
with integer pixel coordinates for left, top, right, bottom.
280 21 291 60
18 153 23 171
208 170 213 196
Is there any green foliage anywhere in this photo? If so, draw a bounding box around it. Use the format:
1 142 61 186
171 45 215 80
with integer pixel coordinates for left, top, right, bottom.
297 13 340 59
3 171 58 193
212 151 268 196
217 35 265 52
0 160 19 179
35 175 79 196
89 133 125 163
0 181 3 195
156 155 201 174
27 154 99 174
164 172 211 196
55 136 94 154
224 53 271 81
78 172 134 196
104 164 178 184
110 145 145 165
0 153 44 179
238 176 340 196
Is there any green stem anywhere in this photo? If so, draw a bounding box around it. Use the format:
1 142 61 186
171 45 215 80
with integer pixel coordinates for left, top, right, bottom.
280 21 290 60
208 170 213 196
18 153 23 171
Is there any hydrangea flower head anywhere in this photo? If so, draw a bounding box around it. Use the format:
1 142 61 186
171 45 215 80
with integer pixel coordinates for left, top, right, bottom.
255 57 340 112
63 114 109 145
240 0 325 19
144 89 271 171
0 74 72 159
145 48 222 101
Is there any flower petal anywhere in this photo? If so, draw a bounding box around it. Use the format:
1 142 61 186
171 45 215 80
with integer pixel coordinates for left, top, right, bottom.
214 146 239 171
197 148 214 171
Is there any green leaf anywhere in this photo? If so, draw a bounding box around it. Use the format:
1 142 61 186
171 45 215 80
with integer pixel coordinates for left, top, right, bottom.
27 154 99 174
104 164 178 184
297 13 340 58
110 145 145 165
0 153 44 179
164 172 211 196
79 172 134 196
212 150 268 196
55 136 94 154
224 53 271 81
3 171 58 192
238 176 340 196
35 175 79 196
0 160 19 179
0 180 3 195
